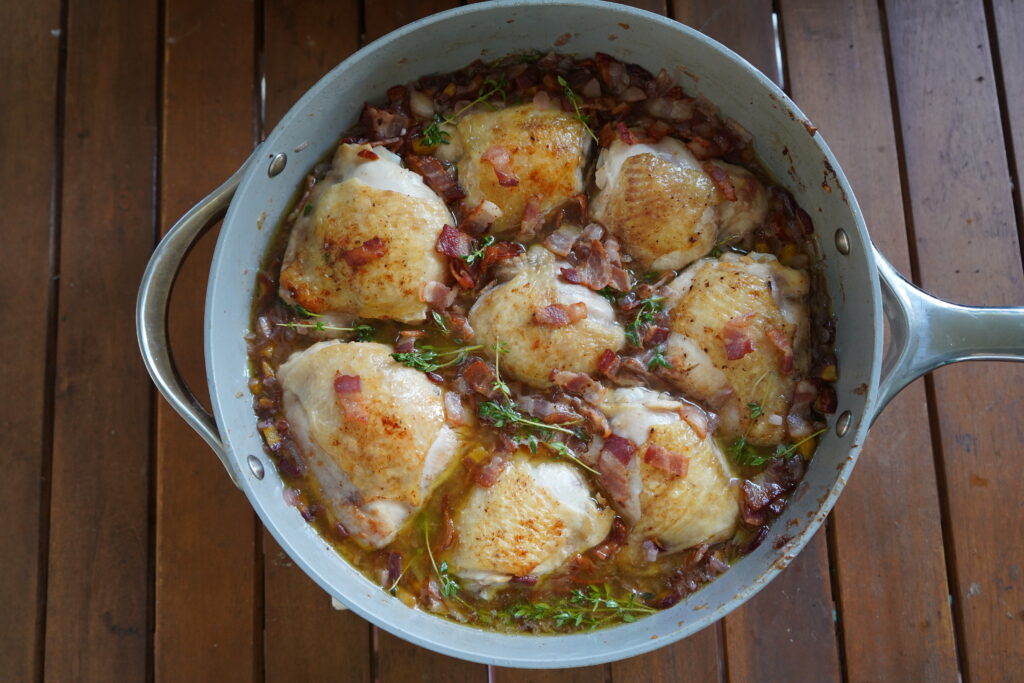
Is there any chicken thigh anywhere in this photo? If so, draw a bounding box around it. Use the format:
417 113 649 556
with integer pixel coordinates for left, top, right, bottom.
451 103 591 235
598 387 739 560
279 143 451 323
661 252 810 445
448 451 613 588
590 137 767 270
468 245 626 388
278 341 460 549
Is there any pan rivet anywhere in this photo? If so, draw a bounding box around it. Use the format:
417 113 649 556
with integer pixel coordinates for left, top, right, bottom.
268 153 287 177
834 229 850 255
836 410 852 437
247 454 265 480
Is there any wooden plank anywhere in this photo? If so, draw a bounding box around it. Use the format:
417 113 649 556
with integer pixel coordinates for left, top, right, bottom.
0 0 61 680
42 1 157 680
261 2 373 680
991 0 1024 246
673 0 779 85
611 626 723 683
364 0 458 43
781 1 960 679
492 667 606 683
883 0 1024 678
154 0 257 680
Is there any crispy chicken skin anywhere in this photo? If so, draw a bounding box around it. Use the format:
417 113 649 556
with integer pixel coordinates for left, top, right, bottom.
590 137 767 270
279 143 451 323
468 246 626 388
661 253 810 445
452 103 591 234
278 341 459 549
601 388 739 559
448 451 613 588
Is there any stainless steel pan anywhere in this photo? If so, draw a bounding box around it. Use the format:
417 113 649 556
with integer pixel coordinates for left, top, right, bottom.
136 0 1024 668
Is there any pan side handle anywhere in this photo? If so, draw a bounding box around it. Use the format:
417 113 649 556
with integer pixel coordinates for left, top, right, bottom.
870 246 1024 423
136 150 259 487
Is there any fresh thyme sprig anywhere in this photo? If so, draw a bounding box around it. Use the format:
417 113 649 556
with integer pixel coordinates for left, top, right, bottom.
462 235 495 265
557 75 598 143
276 321 375 341
773 427 828 459
421 114 452 147
503 585 656 629
543 440 599 475
423 525 461 598
431 310 450 336
647 345 672 370
391 343 484 373
624 296 665 346
420 77 509 146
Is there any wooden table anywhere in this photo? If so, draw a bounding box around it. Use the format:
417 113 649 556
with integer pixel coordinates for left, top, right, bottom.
4 0 1022 680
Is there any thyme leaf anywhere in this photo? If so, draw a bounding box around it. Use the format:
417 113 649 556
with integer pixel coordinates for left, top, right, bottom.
502 585 656 630
391 343 483 373
557 75 598 143
462 235 495 265
423 525 461 598
647 345 672 370
276 321 375 341
624 296 664 346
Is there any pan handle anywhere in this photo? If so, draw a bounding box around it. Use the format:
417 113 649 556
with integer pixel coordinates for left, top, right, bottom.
870 246 1024 422
136 150 259 488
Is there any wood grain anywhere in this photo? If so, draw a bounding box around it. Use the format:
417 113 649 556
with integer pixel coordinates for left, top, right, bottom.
991 0 1024 248
884 0 1024 677
781 1 960 680
492 666 607 683
611 625 723 683
155 0 257 680
0 0 61 680
376 631 488 683
673 0 779 85
261 1 373 679
42 1 157 680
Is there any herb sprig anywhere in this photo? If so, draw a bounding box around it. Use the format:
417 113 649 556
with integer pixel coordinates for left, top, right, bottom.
462 235 495 265
424 525 461 598
391 343 484 373
624 296 665 346
276 321 375 341
557 75 598 143
503 585 656 630
420 77 509 146
648 345 672 370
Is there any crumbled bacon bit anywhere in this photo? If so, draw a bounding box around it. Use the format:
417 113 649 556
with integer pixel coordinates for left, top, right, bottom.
643 443 690 477
532 302 588 327
723 313 757 360
702 161 737 201
544 227 579 257
462 358 498 398
616 121 637 144
449 259 476 289
576 239 613 290
357 148 379 160
597 348 621 376
405 154 465 203
520 196 545 240
766 327 794 374
481 145 520 186
602 434 636 465
438 495 456 550
560 267 582 284
447 312 475 341
480 240 525 271
334 373 368 422
340 237 388 267
420 280 456 309
475 455 508 487
590 517 628 561
435 224 472 258
333 375 362 393
460 200 502 234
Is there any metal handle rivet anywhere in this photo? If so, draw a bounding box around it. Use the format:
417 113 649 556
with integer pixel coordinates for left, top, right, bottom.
834 229 850 255
835 410 852 437
268 153 287 177
247 454 265 479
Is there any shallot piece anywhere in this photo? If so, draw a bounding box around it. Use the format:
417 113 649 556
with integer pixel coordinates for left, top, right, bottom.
461 358 498 399
443 391 468 426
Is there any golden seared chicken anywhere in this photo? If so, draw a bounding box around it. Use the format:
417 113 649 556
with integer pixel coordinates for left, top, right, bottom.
598 387 739 560
448 451 613 588
277 341 459 549
661 252 810 445
449 103 591 234
468 246 625 388
279 143 451 323
590 137 767 270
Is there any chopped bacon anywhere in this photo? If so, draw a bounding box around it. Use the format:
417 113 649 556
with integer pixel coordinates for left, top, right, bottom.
787 379 818 439
520 196 545 240
702 161 737 201
532 302 588 327
544 226 579 257
602 434 636 465
597 449 637 519
559 267 582 284
590 517 628 561
340 237 388 267
420 280 456 309
357 148 379 161
449 259 476 289
550 369 605 405
475 455 508 487
766 327 794 374
723 313 757 360
644 325 670 345
460 200 502 234
480 240 525 270
509 574 538 586
461 358 498 398
609 266 631 292
576 401 612 438
643 443 690 477
447 312 475 341
597 348 621 376
616 121 637 144
360 104 410 139
394 333 418 354
333 373 368 423
444 391 468 426
481 145 520 186
576 239 613 290
438 496 456 550
435 224 472 258
404 154 465 203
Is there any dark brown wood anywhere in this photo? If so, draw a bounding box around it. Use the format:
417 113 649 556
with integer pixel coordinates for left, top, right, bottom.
493 666 606 683
672 0 779 85
991 0 1024 247
42 1 157 680
611 625 723 683
260 2 373 679
154 0 257 680
0 0 60 680
884 0 1024 678
364 0 460 43
377 631 488 682
781 1 960 679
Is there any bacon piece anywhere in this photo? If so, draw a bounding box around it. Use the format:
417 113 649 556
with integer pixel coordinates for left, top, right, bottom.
723 313 756 360
438 495 456 550
532 302 588 327
420 280 456 309
643 444 690 477
559 267 582 284
544 226 579 257
550 369 605 405
590 517 628 561
360 104 410 139
475 455 508 487
404 154 465 203
480 241 525 271
766 327 794 375
597 348 621 376
461 358 497 398
616 121 638 144
460 200 502 234
447 312 475 341
602 434 636 465
333 373 368 423
520 196 545 240
357 148 379 161
435 224 472 258
576 239 613 290
449 259 476 289
340 237 388 267
575 401 611 438
597 449 637 519
787 379 818 439
702 161 737 201
481 145 520 186
644 325 670 345
677 402 711 439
